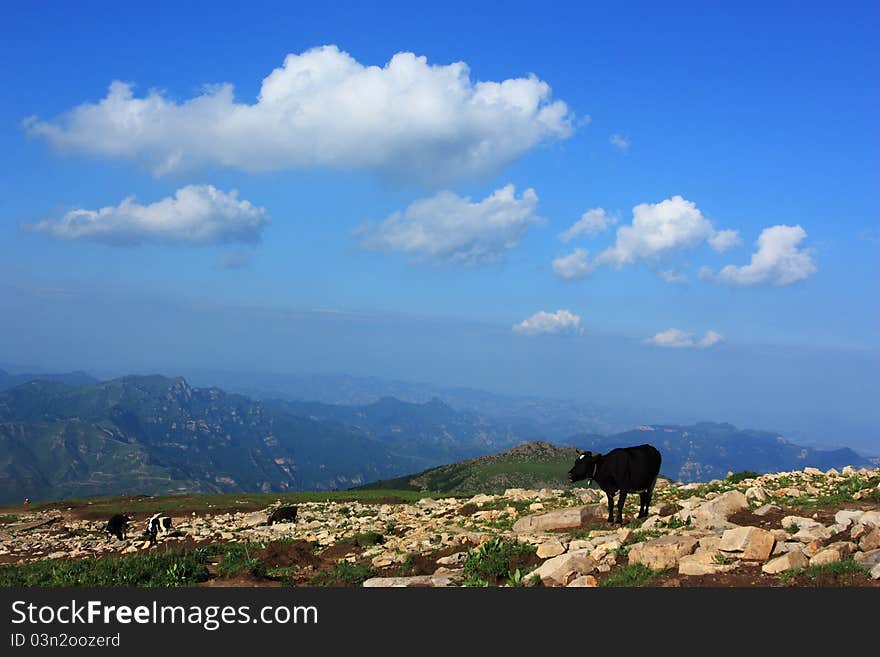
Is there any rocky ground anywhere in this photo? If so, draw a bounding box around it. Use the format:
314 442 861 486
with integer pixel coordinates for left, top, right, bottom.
1 465 878 586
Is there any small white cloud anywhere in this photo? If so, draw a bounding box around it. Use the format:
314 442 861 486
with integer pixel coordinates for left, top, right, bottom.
698 330 723 348
660 269 687 283
24 45 574 185
552 248 594 280
513 309 583 336
647 328 723 349
356 184 541 265
23 185 269 246
609 133 630 153
559 208 616 242
716 224 816 286
708 229 742 252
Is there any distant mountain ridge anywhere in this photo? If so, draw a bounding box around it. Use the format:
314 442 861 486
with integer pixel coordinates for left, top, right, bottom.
358 426 872 493
0 369 99 391
0 373 872 504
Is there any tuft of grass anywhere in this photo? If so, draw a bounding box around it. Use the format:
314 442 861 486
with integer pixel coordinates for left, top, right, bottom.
726 471 760 484
309 561 378 587
778 559 870 585
599 564 664 587
0 548 210 587
462 536 536 586
350 531 385 548
211 542 266 579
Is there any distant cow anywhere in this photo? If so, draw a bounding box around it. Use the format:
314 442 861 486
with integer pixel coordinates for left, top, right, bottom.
568 444 662 524
267 506 298 526
146 513 173 546
106 514 132 541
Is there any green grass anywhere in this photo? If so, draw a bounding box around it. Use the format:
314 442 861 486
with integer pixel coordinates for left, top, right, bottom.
211 543 266 579
462 536 536 587
0 548 211 587
599 564 664 587
778 559 870 584
629 529 664 543
1 489 453 517
309 561 378 587
726 470 760 484
785 476 880 508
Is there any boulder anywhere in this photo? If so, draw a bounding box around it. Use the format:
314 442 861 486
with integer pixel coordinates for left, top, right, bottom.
745 486 767 502
718 526 776 561
834 510 864 527
628 535 698 570
436 551 468 566
853 549 880 568
680 491 748 529
536 539 566 559
566 575 598 587
531 551 597 587
753 504 781 517
567 540 592 552
781 516 821 531
793 526 833 543
871 563 880 581
678 555 736 576
858 511 880 528
513 505 605 533
810 547 844 566
762 550 808 574
362 572 461 587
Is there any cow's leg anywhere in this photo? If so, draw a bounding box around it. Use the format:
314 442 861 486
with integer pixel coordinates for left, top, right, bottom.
606 490 615 523
640 476 658 518
616 490 627 524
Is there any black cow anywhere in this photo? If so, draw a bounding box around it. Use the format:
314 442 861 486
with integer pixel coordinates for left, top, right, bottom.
267 506 298 526
105 514 132 541
146 513 173 546
567 444 662 524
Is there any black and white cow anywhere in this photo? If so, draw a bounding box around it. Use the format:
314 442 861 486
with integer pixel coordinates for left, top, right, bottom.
568 444 662 524
106 514 132 541
146 513 173 545
267 506 298 526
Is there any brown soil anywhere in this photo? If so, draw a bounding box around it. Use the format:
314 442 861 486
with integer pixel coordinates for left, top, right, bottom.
253 540 321 569
200 575 281 588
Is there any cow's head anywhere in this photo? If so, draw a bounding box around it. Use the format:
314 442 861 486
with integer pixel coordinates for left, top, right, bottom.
568 451 599 483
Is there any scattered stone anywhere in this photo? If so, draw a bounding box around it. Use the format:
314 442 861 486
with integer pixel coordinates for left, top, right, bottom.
681 491 748 529
753 504 781 517
513 505 604 533
678 555 737 576
536 539 566 559
718 526 775 561
628 535 698 570
745 487 767 502
567 540 592 552
436 551 468 566
531 552 597 587
566 575 598 587
762 550 808 574
859 529 880 552
362 572 462 588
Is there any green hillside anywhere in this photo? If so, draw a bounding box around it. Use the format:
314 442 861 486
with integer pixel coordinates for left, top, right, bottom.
355 441 581 494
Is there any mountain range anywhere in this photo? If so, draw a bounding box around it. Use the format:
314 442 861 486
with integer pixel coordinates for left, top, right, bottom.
0 371 872 504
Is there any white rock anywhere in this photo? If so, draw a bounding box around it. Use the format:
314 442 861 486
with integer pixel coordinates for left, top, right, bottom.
531 551 597 587
536 539 566 559
628 535 698 570
762 550 808 574
566 575 598 587
718 526 776 561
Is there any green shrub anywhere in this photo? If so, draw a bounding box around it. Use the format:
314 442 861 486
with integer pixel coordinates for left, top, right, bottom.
599 564 662 587
309 561 377 587
462 536 535 586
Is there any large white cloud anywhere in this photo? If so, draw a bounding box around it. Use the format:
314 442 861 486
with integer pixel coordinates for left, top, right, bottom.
596 195 739 268
647 328 723 349
715 224 816 286
356 184 541 264
23 45 574 185
23 185 269 245
513 309 583 336
559 208 616 242
552 248 594 279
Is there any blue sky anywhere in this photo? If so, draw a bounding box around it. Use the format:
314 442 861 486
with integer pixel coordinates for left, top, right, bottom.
1 2 878 450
